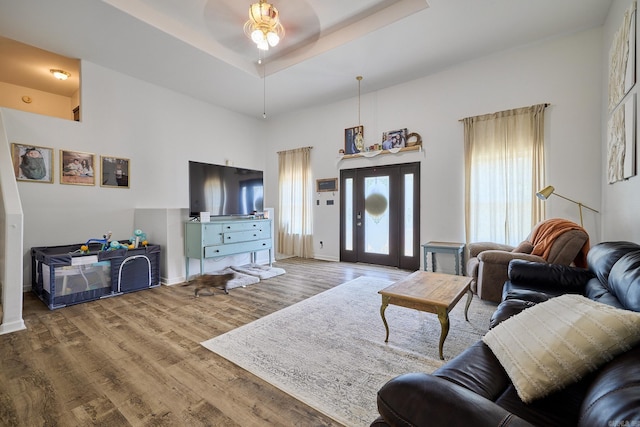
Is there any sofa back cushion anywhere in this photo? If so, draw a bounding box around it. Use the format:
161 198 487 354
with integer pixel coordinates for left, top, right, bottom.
608 250 640 311
545 229 588 265
587 241 640 286
585 278 626 309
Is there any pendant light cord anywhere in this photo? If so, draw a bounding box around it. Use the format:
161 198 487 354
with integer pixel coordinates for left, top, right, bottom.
357 76 362 125
258 50 267 119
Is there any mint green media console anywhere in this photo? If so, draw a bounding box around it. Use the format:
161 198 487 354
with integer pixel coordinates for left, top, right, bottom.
184 218 272 280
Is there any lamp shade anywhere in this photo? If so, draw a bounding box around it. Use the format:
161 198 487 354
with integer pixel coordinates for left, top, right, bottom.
536 185 555 200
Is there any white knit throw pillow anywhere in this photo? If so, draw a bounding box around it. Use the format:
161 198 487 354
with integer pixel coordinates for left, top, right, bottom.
483 294 640 403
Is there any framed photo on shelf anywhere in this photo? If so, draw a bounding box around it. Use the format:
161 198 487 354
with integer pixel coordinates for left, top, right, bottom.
345 125 364 154
60 149 95 186
381 128 407 150
10 143 54 183
316 178 338 192
101 156 130 188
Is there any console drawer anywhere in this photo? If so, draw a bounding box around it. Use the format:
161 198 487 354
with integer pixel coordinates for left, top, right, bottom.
204 239 272 258
223 228 270 243
221 221 265 232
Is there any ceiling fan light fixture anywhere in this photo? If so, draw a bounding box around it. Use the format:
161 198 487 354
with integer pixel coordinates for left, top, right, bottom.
50 68 70 80
251 29 265 44
257 39 269 51
266 31 279 47
243 0 285 50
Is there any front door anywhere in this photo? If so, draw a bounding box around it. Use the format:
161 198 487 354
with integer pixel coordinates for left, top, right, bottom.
340 162 420 270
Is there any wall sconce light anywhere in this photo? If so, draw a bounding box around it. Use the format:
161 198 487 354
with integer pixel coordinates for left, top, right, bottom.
536 185 599 227
50 69 71 80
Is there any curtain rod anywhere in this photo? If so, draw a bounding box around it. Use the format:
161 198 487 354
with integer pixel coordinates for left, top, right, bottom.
277 146 313 154
458 103 550 122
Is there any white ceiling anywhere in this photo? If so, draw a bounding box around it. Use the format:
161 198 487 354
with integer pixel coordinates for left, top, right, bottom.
0 0 612 119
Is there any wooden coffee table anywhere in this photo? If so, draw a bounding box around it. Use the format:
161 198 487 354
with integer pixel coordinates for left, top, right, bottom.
379 271 473 360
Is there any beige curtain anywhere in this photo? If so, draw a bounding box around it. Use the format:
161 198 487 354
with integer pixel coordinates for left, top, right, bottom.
277 147 314 258
464 104 546 246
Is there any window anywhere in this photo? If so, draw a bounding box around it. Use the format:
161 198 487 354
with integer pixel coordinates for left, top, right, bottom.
463 104 547 246
277 147 314 257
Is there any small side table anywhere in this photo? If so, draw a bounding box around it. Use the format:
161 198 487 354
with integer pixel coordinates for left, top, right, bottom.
422 241 466 276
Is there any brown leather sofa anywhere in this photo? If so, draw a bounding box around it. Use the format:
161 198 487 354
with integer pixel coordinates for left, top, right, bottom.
372 241 640 427
466 218 589 302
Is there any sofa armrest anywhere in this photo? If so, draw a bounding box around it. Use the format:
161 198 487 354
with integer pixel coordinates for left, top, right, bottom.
376 373 534 427
468 242 515 258
478 250 545 265
507 259 593 292
579 346 640 427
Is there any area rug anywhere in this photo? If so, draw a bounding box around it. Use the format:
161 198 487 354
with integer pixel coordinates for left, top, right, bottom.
230 263 286 280
201 276 496 426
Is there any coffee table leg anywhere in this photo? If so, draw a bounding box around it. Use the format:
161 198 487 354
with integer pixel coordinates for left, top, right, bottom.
380 295 390 342
464 290 473 321
436 308 449 360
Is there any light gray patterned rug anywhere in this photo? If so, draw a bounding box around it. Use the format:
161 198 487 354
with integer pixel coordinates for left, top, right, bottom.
201 276 496 426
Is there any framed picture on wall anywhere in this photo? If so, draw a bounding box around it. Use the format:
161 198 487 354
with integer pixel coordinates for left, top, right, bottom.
381 128 407 150
60 149 95 186
10 143 54 183
316 178 338 192
101 156 130 188
345 125 364 154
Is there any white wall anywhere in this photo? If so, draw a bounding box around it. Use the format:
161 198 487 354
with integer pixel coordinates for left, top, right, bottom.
265 28 604 265
601 0 640 242
2 60 266 287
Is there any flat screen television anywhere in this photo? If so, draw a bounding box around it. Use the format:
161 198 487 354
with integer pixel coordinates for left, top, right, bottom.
189 161 264 217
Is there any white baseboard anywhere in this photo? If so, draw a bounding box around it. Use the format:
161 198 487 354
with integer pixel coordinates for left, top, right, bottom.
162 276 186 286
314 255 339 262
0 319 27 335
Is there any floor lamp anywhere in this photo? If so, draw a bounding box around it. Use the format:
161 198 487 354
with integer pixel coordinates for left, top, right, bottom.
536 185 599 227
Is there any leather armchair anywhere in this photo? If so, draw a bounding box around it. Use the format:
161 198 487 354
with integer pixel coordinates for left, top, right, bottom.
466 218 589 302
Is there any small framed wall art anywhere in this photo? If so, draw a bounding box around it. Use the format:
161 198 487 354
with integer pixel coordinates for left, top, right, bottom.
101 156 130 188
60 149 95 186
10 143 54 183
317 178 338 192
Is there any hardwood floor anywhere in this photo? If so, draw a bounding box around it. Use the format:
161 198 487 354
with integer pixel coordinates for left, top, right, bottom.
0 258 411 427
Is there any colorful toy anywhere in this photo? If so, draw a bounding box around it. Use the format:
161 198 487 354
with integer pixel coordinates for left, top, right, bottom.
130 229 147 248
84 231 112 251
108 240 129 251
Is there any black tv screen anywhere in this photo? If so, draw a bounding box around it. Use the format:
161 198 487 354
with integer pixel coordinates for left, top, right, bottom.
189 161 264 217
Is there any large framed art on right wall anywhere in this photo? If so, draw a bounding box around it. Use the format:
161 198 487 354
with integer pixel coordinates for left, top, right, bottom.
607 1 637 184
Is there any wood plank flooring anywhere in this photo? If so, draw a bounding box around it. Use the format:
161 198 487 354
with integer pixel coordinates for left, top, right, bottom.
0 258 411 427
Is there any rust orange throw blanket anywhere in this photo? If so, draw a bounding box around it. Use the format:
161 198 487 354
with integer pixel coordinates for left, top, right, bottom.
530 219 589 267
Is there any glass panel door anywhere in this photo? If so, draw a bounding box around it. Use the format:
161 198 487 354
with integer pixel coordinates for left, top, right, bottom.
364 175 390 255
340 163 419 270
